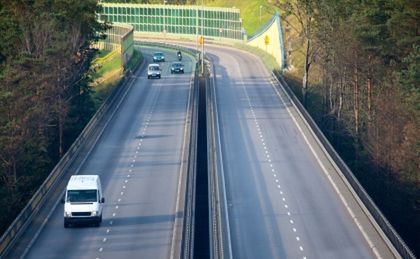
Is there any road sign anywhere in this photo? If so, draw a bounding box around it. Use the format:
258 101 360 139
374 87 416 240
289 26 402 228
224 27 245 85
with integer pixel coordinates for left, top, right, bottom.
264 35 270 45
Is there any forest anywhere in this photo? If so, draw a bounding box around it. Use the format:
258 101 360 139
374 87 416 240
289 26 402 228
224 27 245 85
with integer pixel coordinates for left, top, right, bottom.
275 0 419 254
0 0 418 256
0 0 107 234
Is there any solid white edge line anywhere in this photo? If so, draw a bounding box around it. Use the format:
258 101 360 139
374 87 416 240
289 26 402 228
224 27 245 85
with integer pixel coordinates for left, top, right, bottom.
169 52 196 259
270 74 383 259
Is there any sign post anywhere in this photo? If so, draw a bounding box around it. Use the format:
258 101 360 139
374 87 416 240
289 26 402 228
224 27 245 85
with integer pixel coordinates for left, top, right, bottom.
264 35 270 53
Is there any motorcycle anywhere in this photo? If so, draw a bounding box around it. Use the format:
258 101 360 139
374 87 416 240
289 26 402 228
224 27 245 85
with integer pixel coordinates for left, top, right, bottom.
177 53 182 61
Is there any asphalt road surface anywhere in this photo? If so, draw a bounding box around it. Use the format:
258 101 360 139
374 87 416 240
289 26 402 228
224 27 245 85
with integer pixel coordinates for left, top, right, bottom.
21 47 194 259
208 46 375 259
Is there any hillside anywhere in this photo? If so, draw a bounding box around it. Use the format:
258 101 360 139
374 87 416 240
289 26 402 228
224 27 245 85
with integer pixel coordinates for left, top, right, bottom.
204 0 276 35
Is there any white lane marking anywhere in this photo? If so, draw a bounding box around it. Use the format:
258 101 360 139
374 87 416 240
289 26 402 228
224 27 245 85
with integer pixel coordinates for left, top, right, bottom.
293 228 297 232
236 59 306 257
122 185 126 189
109 221 113 225
120 192 124 195
127 175 130 178
99 248 103 252
112 213 116 217
115 205 119 209
125 180 128 183
129 169 132 173
103 238 107 242
106 229 110 233
118 198 121 202
277 185 281 188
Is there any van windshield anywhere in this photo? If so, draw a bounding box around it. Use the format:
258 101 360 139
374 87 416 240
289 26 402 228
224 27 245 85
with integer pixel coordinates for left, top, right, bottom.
67 190 97 202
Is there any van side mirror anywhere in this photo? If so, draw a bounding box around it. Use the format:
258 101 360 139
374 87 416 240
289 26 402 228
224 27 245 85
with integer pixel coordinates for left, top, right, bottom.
101 197 105 203
61 197 65 204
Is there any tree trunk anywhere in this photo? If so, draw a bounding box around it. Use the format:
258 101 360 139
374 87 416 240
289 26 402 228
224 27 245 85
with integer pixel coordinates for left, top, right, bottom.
367 55 373 122
302 39 311 107
353 64 360 136
59 112 64 158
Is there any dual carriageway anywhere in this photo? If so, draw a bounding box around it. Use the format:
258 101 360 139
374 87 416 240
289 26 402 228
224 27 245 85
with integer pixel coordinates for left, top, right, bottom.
2 43 403 259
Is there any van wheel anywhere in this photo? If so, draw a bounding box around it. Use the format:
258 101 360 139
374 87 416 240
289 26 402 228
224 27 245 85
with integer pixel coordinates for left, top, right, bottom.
64 220 69 228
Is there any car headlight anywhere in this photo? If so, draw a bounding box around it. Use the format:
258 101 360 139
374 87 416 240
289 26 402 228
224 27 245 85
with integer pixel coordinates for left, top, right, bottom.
91 211 98 216
180 67 184 70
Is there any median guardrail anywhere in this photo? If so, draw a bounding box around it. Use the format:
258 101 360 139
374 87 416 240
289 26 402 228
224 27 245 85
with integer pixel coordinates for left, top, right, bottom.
205 56 233 259
272 71 415 259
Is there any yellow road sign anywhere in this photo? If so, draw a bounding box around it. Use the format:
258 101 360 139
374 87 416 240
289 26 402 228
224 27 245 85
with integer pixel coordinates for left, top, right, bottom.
264 35 270 45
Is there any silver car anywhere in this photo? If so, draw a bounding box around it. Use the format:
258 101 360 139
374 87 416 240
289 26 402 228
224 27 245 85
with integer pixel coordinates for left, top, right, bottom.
147 64 161 79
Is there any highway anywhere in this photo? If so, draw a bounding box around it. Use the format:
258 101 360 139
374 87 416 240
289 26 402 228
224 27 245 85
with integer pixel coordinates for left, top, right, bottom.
208 46 375 259
9 47 195 259
4 42 394 259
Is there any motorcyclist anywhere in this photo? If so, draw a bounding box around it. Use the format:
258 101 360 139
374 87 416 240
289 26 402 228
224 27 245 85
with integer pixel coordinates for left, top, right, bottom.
177 50 182 61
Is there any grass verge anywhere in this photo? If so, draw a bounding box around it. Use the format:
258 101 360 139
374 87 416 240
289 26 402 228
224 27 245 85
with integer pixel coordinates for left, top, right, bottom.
91 49 143 108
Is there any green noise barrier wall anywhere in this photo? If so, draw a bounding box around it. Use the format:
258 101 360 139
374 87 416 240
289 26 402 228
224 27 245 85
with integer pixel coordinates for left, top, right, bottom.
99 3 244 40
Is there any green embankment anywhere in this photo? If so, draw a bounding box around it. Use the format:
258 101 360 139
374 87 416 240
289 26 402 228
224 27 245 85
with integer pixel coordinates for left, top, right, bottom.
92 49 143 107
204 0 275 36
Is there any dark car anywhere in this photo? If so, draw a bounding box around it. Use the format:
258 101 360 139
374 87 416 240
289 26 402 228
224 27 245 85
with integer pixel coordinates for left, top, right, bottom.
153 52 165 62
171 62 184 74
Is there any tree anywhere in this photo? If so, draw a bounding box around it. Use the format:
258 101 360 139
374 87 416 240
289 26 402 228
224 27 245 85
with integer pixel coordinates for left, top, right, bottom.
275 0 318 107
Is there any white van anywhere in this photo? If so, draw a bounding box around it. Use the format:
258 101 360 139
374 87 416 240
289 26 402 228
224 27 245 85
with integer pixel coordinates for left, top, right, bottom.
63 175 105 228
